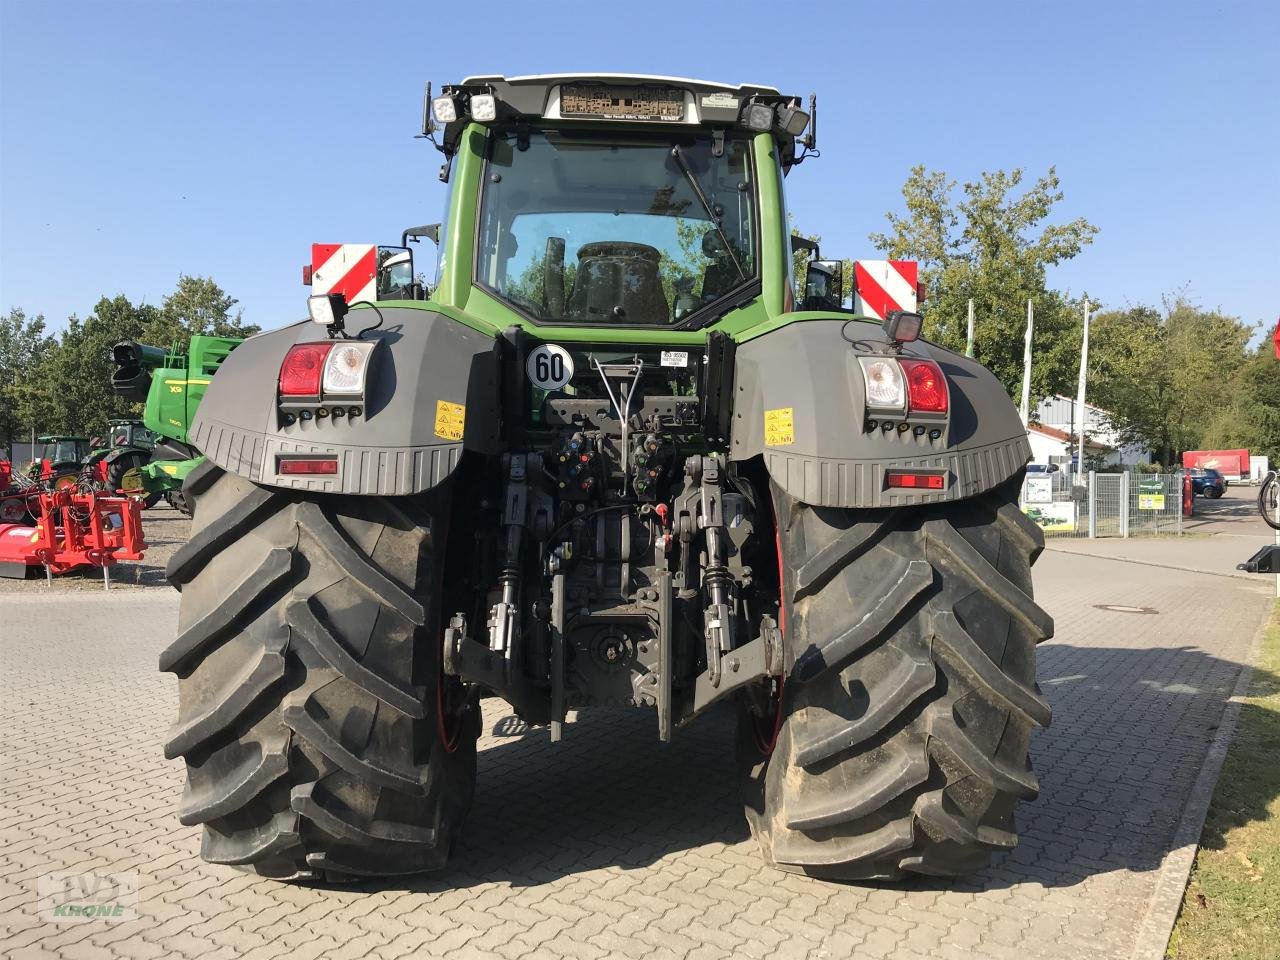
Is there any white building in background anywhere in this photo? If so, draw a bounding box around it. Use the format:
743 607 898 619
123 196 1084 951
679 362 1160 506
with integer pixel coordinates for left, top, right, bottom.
1029 395 1150 469
1027 423 1116 471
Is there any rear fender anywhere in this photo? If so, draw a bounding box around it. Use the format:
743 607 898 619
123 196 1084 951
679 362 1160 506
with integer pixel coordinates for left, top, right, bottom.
189 307 501 495
729 319 1030 508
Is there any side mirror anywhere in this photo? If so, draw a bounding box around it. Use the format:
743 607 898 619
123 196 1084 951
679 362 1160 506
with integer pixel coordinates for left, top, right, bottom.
803 259 843 311
377 246 414 299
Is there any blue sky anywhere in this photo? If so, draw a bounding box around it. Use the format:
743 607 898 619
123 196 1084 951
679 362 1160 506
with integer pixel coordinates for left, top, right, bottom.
1 0 1277 334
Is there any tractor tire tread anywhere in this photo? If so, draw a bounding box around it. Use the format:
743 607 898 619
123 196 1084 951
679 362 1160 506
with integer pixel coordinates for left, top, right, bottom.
740 474 1051 880
163 465 477 880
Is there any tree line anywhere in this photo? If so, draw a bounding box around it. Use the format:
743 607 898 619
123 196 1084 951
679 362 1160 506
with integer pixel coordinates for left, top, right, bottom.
0 276 259 456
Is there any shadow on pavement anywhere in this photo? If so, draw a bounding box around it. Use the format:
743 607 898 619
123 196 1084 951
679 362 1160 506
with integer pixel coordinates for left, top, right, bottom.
344 642 1272 896
1184 486 1268 531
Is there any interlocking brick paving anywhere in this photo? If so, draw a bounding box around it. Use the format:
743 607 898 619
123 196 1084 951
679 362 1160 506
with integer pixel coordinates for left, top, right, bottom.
1 544 1271 959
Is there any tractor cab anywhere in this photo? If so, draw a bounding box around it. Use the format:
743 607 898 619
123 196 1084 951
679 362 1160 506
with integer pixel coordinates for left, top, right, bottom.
34 435 90 470
423 75 813 331
103 419 156 453
28 434 90 486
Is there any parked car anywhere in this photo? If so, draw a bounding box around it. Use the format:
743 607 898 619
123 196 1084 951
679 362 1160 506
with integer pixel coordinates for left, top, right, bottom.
1189 467 1226 498
1026 463 1061 475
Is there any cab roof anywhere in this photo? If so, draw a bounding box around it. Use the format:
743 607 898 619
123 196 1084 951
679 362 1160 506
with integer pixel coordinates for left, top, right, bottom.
462 73 782 96
448 74 792 127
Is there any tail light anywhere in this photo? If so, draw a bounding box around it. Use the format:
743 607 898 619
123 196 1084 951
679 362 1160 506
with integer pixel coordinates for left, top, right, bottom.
279 343 333 397
899 359 948 413
859 356 949 416
278 456 339 475
886 470 946 490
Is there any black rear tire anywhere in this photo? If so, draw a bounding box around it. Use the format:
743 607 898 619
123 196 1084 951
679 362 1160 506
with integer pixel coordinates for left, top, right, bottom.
738 474 1053 880
166 489 192 516
106 450 162 507
162 461 479 880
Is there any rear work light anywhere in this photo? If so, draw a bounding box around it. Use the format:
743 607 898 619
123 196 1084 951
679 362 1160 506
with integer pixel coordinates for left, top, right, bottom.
899 358 949 414
858 357 907 412
279 343 332 397
322 340 376 396
886 470 946 490
278 456 339 475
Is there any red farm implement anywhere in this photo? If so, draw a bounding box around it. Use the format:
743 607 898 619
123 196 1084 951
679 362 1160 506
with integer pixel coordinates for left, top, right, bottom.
0 486 147 583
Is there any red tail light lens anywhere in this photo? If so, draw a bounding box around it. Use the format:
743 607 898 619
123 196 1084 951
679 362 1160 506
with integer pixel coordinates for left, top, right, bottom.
886 470 946 490
899 359 948 413
279 343 333 397
278 456 339 475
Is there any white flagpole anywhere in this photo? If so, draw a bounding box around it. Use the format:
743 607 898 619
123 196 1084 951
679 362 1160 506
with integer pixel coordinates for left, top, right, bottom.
1074 298 1091 482
1019 299 1033 425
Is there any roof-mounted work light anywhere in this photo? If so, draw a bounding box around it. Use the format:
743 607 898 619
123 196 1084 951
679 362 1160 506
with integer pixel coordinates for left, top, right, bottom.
469 93 498 122
774 101 810 138
741 101 775 132
431 95 461 124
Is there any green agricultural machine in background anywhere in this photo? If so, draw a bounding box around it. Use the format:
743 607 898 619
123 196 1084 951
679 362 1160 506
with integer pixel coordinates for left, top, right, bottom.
26 435 91 487
111 336 242 514
161 74 1052 885
83 419 162 506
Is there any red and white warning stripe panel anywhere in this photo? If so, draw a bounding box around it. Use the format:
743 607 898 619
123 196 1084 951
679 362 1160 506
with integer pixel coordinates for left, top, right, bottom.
853 260 918 320
311 244 377 305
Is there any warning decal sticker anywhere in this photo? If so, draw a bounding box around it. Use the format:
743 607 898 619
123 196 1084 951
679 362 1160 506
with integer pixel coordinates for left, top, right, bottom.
434 400 465 441
764 407 795 447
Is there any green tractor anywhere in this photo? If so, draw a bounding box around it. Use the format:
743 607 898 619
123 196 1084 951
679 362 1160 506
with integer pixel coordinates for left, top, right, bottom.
83 419 162 506
111 336 242 514
27 435 92 488
162 74 1052 884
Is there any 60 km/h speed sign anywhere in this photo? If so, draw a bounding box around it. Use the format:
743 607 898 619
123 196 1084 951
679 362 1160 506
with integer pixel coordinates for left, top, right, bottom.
526 344 574 390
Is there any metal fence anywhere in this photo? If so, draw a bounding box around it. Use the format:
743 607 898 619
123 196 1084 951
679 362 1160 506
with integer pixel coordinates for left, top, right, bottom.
1022 471 1184 538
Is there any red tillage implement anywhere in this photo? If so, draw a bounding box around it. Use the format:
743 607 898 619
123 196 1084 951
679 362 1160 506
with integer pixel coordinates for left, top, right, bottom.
0 488 147 580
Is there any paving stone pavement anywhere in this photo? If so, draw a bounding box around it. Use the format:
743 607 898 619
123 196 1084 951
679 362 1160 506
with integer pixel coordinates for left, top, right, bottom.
0 546 1273 960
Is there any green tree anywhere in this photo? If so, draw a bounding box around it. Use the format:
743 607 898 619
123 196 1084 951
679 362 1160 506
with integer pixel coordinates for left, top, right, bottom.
1199 347 1280 463
21 295 161 436
1089 297 1254 464
150 274 258 345
870 165 1098 403
8 276 259 440
0 308 54 456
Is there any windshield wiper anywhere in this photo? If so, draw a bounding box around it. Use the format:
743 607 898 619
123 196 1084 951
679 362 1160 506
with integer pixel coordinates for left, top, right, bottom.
669 146 745 281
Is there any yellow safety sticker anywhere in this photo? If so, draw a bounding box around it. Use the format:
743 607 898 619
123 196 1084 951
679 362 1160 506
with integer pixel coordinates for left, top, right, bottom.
434 400 465 441
764 407 795 446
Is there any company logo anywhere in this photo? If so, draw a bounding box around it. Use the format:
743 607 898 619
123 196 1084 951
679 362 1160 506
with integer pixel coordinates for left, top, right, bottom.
38 872 138 923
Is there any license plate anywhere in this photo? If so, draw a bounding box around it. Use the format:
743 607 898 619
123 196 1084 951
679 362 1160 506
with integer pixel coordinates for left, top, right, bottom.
560 84 684 122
